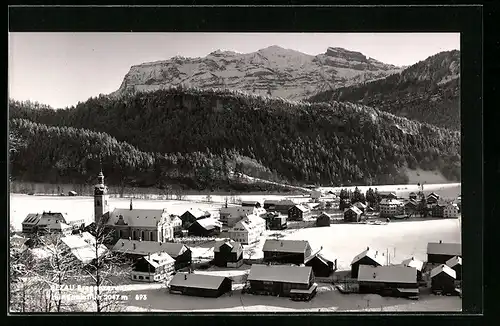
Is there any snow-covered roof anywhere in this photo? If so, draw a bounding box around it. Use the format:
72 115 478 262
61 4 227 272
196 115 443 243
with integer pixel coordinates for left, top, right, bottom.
263 239 310 253
193 218 222 230
304 252 334 265
345 206 362 215
241 200 260 206
318 212 331 219
430 264 456 279
428 192 440 198
292 205 309 213
351 247 385 266
220 206 256 217
214 240 242 253
143 252 175 268
111 239 188 258
232 214 266 231
358 265 417 284
169 272 229 290
354 202 367 209
427 242 461 256
107 208 168 228
23 211 86 227
61 232 108 264
182 208 210 219
248 264 312 284
445 255 462 268
400 257 424 271
379 199 403 206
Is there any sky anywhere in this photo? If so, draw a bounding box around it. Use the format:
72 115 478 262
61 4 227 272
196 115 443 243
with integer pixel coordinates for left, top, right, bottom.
9 33 460 109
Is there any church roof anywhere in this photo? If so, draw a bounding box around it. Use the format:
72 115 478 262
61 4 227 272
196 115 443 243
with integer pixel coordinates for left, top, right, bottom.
106 208 168 228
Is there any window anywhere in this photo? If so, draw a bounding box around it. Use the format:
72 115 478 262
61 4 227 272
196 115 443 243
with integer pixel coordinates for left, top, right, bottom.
150 231 154 241
139 276 144 280
133 275 137 279
96 200 101 206
146 276 150 280
141 231 145 240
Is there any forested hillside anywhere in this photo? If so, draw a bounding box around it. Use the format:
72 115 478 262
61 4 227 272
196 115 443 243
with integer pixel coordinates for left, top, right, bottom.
308 50 460 130
9 86 461 190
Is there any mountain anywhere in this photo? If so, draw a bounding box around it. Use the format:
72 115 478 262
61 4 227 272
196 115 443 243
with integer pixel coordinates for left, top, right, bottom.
111 46 401 101
308 50 460 130
9 87 461 191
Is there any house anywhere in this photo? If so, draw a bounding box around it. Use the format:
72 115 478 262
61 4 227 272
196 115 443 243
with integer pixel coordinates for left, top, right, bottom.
445 256 462 280
213 240 244 268
131 252 175 282
187 218 222 237
246 264 317 300
443 203 459 218
22 212 87 235
379 191 397 199
358 265 418 298
305 252 337 277
401 257 425 281
353 201 367 213
427 193 440 206
379 199 404 218
264 200 296 214
262 239 312 265
169 215 183 235
350 247 385 278
219 206 266 227
227 214 266 245
263 200 280 210
104 206 175 243
431 203 446 217
316 212 331 227
111 239 192 269
430 264 457 294
409 192 418 200
344 206 363 222
427 241 461 264
288 205 309 221
180 208 211 228
60 232 108 265
168 273 232 298
241 200 261 208
404 200 418 216
267 214 287 230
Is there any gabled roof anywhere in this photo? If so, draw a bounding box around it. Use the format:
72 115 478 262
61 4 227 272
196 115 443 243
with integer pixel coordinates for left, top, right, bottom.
220 206 256 217
291 204 309 212
111 239 188 258
428 192 440 198
193 218 222 231
358 265 417 284
241 200 260 205
61 232 108 264
351 247 385 266
353 202 367 208
107 208 168 228
401 257 424 272
263 239 310 254
22 213 42 225
427 242 461 256
214 240 242 253
318 212 331 219
182 208 210 219
248 264 312 284
430 264 456 279
304 252 333 265
143 252 175 268
169 272 229 290
264 200 280 205
345 206 362 215
379 198 403 205
233 214 266 231
445 255 462 268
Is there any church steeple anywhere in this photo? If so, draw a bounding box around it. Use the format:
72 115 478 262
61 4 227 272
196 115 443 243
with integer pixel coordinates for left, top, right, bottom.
130 198 133 210
94 169 109 225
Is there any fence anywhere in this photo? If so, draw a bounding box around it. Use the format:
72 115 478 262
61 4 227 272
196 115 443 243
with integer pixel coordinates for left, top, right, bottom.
173 237 217 246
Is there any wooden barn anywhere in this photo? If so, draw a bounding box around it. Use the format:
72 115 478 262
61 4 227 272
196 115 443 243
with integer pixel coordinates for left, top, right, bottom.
316 212 331 227
430 264 457 295
305 252 337 277
427 241 461 264
262 239 312 265
350 247 384 278
288 205 309 221
131 252 175 282
353 202 367 213
187 218 222 237
267 214 287 230
344 206 363 222
431 203 446 217
445 256 462 281
427 193 440 206
168 273 232 298
213 240 244 268
358 265 419 299
404 200 419 216
111 239 192 270
180 209 211 228
263 200 280 210
401 257 425 281
241 200 261 208
246 264 317 300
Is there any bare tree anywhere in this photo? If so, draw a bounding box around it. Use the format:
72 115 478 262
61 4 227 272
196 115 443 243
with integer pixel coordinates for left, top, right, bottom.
85 223 132 312
174 187 186 201
205 194 213 203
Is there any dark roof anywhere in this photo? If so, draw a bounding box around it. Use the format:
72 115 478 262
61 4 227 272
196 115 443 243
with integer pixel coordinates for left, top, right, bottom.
248 264 312 284
263 239 310 253
169 273 230 290
427 242 461 256
214 240 243 253
241 200 260 205
351 247 385 266
111 239 189 258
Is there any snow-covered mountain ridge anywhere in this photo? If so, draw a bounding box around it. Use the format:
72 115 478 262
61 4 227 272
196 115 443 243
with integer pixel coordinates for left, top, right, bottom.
112 45 402 100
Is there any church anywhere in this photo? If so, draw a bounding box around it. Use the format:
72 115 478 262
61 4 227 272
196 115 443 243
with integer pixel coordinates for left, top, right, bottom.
93 171 176 242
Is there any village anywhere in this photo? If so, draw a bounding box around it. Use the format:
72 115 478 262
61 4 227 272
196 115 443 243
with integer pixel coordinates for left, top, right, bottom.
10 171 462 312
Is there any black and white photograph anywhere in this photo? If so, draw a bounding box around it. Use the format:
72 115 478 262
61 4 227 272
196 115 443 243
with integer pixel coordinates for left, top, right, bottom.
9 29 464 313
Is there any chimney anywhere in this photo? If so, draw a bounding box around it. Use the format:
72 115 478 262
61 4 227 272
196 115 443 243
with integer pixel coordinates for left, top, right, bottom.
439 240 442 244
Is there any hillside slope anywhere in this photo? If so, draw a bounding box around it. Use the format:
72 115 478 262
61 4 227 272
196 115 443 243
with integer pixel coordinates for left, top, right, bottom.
9 87 461 189
111 46 401 101
308 50 460 130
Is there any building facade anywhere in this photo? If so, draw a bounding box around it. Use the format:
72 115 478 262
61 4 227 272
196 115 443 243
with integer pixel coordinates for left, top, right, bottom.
288 205 309 221
357 265 419 298
350 247 384 278
131 252 175 282
344 206 363 222
379 199 404 218
169 273 233 298
443 203 459 218
227 214 266 245
213 240 244 268
262 239 312 265
316 213 331 227
427 241 461 264
430 264 457 294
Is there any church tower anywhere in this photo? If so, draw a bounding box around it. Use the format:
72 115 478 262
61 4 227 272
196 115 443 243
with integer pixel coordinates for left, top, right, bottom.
94 170 109 225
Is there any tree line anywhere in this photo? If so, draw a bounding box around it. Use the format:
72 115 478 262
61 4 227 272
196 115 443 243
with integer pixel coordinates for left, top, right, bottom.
9 85 461 190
